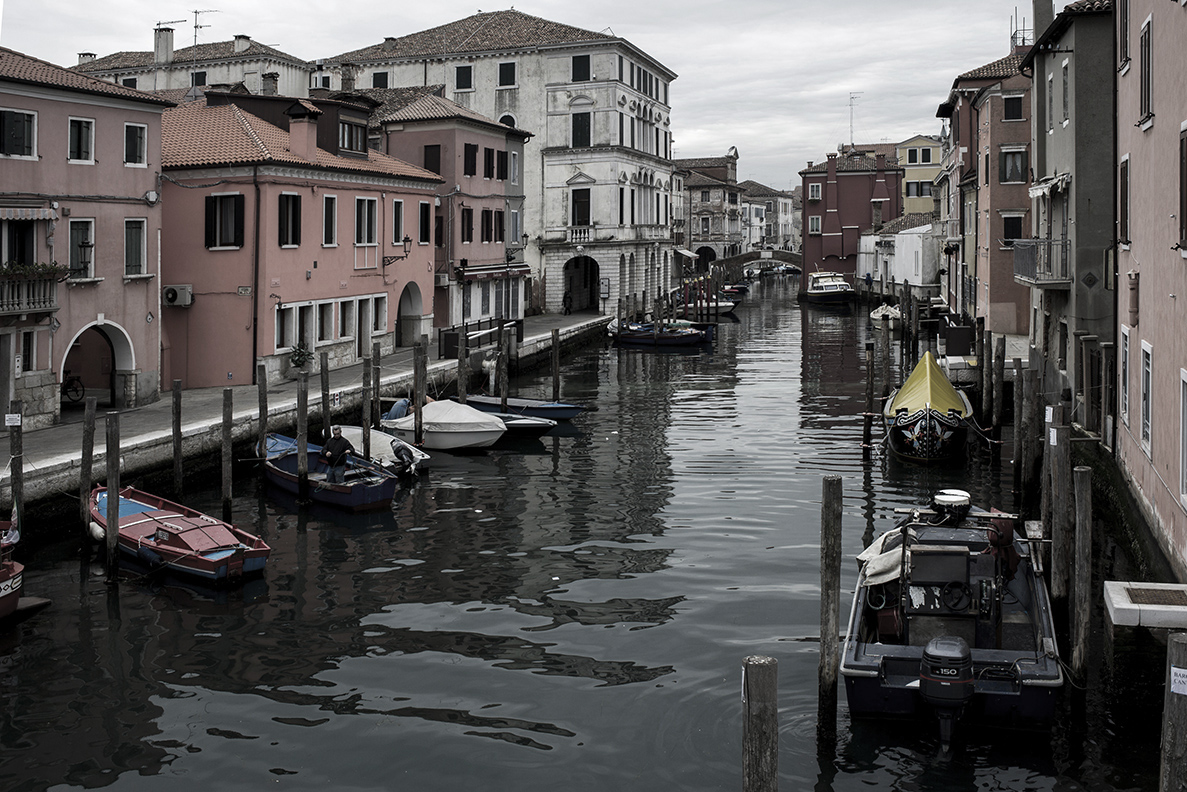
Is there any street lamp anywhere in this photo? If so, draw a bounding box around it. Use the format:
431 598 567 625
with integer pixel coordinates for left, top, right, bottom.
382 235 413 267
68 237 94 279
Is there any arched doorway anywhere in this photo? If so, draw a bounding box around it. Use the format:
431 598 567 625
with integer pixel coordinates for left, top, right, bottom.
395 282 425 347
561 255 600 313
695 246 717 274
60 321 133 409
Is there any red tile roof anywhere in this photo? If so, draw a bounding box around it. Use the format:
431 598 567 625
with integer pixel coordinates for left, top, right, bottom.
328 10 613 64
0 46 174 106
344 86 531 136
162 99 442 184
75 38 308 73
737 179 793 198
957 51 1027 81
800 152 904 175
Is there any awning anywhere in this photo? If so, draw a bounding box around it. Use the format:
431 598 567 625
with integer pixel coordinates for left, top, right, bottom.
459 263 531 281
0 206 56 221
1028 172 1071 199
675 248 697 258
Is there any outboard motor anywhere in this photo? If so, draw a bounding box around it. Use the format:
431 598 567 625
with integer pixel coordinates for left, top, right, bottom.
920 635 974 755
932 489 971 524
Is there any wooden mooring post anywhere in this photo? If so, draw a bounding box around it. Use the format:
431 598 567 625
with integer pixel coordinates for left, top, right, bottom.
172 380 183 497
992 335 1006 460
974 318 986 417
319 353 330 439
742 655 778 792
1050 422 1072 601
296 373 309 501
361 356 372 460
981 330 993 429
257 363 269 456
413 343 426 445
79 396 97 533
1072 466 1092 677
221 388 233 523
104 411 120 580
457 334 468 404
1160 632 1187 792
7 400 22 539
863 341 874 457
880 315 892 399
1021 366 1040 517
372 341 382 429
1012 358 1023 496
819 475 842 698
551 328 562 403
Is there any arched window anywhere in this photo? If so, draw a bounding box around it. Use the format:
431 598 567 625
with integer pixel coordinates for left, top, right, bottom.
499 114 516 127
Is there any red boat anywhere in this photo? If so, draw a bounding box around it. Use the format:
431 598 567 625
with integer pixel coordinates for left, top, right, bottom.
0 524 22 621
88 487 270 584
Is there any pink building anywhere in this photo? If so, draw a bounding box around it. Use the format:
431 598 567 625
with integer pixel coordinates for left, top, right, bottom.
160 92 442 389
1115 0 1187 579
799 151 904 289
1 47 173 428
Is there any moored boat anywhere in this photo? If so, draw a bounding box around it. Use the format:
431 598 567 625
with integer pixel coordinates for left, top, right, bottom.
801 271 855 303
332 425 431 474
608 319 709 347
870 303 901 330
840 490 1063 752
882 351 973 462
381 399 507 450
258 433 401 510
457 393 586 421
88 487 271 582
0 524 23 621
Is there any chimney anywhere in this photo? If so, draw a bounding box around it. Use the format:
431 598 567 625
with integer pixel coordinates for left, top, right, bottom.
289 117 319 163
262 72 279 96
77 52 96 65
341 67 355 93
383 36 397 52
234 34 251 53
1033 0 1055 44
154 26 174 64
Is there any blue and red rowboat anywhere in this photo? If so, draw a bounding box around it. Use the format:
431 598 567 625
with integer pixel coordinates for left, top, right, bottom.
258 433 400 511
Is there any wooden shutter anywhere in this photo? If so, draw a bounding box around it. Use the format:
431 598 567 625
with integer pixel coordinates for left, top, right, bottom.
233 194 246 248
205 195 217 248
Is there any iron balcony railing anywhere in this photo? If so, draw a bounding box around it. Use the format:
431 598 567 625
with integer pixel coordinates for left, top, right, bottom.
1012 239 1072 287
0 276 59 315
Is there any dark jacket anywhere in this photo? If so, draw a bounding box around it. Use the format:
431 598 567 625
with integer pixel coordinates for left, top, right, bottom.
321 435 354 466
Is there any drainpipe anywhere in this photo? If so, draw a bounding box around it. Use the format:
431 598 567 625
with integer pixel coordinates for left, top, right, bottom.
1109 21 1119 455
251 166 261 383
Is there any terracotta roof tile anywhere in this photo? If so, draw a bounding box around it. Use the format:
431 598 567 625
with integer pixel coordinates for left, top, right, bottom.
673 155 736 170
1062 0 1111 13
737 179 793 198
0 46 174 106
344 86 531 136
957 51 1027 81
799 152 905 175
327 10 613 64
75 37 308 73
877 212 938 234
685 171 732 188
162 99 443 184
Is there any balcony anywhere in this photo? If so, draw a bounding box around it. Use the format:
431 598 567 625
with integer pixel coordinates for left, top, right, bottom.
1013 239 1072 288
0 274 60 316
557 225 671 244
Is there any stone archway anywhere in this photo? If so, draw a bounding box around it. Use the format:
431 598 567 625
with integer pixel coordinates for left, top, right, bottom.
396 281 426 347
561 255 600 313
60 321 134 408
695 246 717 274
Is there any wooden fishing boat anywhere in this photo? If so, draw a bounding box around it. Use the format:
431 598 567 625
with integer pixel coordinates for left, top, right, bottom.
258 433 400 511
381 400 507 450
88 487 270 583
607 319 710 347
870 303 901 330
458 393 586 421
882 351 973 462
840 490 1063 753
801 271 855 303
333 425 431 474
0 525 23 621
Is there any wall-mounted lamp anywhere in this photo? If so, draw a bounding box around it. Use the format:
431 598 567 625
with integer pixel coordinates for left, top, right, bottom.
383 235 413 267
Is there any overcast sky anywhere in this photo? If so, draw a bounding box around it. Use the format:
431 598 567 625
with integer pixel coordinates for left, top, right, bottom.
2 0 1041 191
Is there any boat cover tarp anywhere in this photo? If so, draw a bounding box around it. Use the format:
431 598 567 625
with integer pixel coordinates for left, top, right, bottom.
857 528 916 586
387 400 506 434
887 352 969 417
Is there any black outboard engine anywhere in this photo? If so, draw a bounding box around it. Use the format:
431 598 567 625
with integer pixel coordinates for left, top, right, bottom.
920 635 974 755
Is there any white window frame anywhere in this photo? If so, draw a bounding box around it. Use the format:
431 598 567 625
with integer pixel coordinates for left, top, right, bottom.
808 215 822 235
124 218 147 276
510 209 521 243
338 299 356 341
1121 326 1130 425
279 191 301 248
1141 340 1152 456
391 199 404 244
317 301 335 344
322 194 337 247
17 329 37 376
68 218 95 278
1001 148 1027 184
123 123 147 167
67 116 95 164
208 192 243 250
275 304 296 352
808 183 822 201
354 197 377 246
510 151 519 184
0 107 37 159
372 294 388 334
497 61 517 88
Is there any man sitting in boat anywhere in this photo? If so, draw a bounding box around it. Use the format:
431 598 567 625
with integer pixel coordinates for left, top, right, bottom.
319 426 355 484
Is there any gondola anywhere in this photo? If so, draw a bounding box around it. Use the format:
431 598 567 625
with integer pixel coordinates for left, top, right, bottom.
882 352 973 462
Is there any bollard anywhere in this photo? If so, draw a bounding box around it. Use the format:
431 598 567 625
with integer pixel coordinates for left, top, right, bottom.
257 363 269 458
552 328 562 403
80 397 97 534
222 388 233 522
1041 405 1062 541
1072 466 1092 677
297 373 309 501
172 380 183 497
104 412 120 580
742 655 778 792
1160 632 1187 792
7 400 22 540
497 344 510 413
1050 423 1071 601
820 475 842 695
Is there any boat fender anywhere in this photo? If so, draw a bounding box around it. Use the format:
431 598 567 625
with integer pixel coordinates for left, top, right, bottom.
137 547 162 566
88 521 106 543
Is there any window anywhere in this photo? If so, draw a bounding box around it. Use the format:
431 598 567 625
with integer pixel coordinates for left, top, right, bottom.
497 150 508 180
1121 326 1130 424
339 121 366 154
391 199 404 245
423 144 441 175
510 209 520 242
456 65 473 90
278 193 301 247
906 182 933 197
494 209 504 243
121 77 137 89
700 190 710 202
1141 341 1152 453
572 54 590 82
1002 215 1024 246
808 183 821 201
372 71 388 89
461 207 473 243
510 151 519 184
1062 62 1069 122
339 300 355 339
498 62 516 87
1047 75 1054 132
68 117 93 162
0 109 35 157
124 124 147 165
1120 158 1130 243
921 148 932 164
808 215 822 235
1180 129 1187 248
484 147 495 178
499 114 515 127
204 194 245 248
275 304 295 351
572 188 591 226
323 195 337 246
2 219 34 265
728 192 738 205
464 143 478 176
124 219 146 276
1001 150 1027 183
908 148 918 164
320 75 330 89
419 202 431 244
1004 96 1024 120
701 216 710 234
572 112 590 147
69 219 94 277
481 209 493 243
355 197 377 245
1119 0 1129 65
1139 20 1152 121
191 71 206 87
318 302 334 343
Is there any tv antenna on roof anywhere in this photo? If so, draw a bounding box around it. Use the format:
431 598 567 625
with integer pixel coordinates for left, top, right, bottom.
156 19 185 30
191 9 220 50
849 92 863 148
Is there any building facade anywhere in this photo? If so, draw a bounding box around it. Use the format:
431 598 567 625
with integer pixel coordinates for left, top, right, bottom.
677 150 746 266
322 10 678 317
737 179 796 250
1 47 173 428
896 134 943 214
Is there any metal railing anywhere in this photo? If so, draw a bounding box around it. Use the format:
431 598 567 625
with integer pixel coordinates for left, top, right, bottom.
1013 239 1072 286
0 277 58 315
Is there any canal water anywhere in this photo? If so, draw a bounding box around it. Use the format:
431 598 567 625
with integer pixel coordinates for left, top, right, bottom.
0 276 1168 791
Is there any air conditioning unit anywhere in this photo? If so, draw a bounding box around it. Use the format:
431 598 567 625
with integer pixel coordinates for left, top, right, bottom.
163 284 193 307
435 273 450 287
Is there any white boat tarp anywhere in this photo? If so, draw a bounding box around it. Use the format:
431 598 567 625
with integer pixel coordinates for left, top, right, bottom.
385 400 506 434
857 527 916 586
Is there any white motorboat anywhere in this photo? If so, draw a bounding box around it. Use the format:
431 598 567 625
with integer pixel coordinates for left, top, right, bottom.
870 303 901 330
381 399 507 450
333 425 431 473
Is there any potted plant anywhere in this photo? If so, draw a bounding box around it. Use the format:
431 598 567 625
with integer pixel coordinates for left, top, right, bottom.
289 341 314 371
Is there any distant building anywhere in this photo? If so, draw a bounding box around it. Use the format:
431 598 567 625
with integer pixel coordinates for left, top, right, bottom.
737 179 796 251
74 27 309 97
857 212 943 299
676 149 745 267
896 135 943 214
159 91 442 388
0 46 174 427
322 10 678 317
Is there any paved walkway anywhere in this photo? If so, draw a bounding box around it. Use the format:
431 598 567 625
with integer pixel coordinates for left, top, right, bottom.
4 311 610 507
